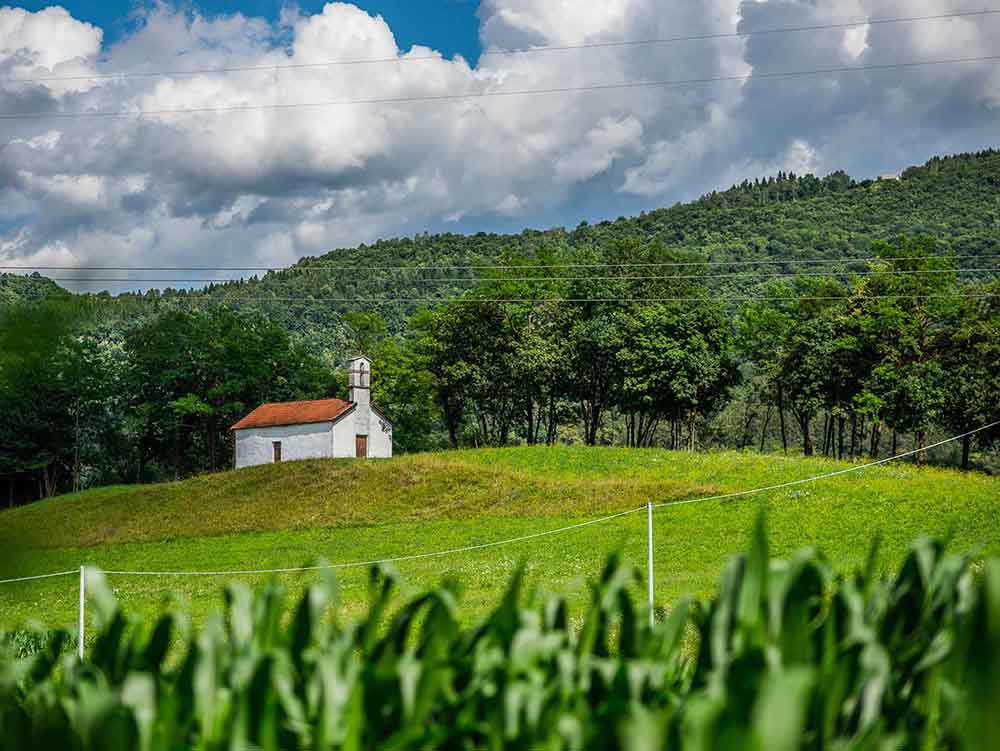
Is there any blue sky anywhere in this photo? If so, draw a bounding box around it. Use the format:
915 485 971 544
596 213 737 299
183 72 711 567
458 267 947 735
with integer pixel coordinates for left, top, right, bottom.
12 1 483 61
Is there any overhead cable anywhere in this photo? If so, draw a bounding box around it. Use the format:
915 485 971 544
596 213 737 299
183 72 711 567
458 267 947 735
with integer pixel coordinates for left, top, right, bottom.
2 55 998 120
4 9 997 84
4 254 998 273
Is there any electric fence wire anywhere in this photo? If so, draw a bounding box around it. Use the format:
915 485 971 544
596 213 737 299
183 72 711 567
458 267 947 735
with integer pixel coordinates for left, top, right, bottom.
0 570 80 585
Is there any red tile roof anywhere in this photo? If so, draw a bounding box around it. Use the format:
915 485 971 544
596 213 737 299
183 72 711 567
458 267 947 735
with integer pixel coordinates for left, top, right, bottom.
230 398 354 430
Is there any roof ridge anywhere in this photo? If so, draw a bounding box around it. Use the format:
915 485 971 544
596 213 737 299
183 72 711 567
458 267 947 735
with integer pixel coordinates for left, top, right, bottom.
258 396 347 406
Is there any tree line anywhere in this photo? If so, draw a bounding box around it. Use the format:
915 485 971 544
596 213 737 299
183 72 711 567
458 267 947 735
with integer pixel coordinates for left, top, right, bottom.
389 237 999 466
1 236 998 506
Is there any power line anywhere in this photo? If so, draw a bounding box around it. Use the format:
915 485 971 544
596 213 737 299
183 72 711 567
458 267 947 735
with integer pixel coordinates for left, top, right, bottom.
4 9 997 84
98 293 1000 305
3 254 997 273
27 268 1000 284
3 54 999 121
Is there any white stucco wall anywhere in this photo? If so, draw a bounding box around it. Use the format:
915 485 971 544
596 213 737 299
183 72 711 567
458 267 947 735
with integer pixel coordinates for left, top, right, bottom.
234 421 334 469
368 409 393 458
331 414 358 458
348 405 393 458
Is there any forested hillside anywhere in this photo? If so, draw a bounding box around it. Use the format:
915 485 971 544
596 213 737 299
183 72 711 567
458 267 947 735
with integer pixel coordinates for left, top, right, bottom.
5 150 997 340
1 149 999 503
0 273 66 306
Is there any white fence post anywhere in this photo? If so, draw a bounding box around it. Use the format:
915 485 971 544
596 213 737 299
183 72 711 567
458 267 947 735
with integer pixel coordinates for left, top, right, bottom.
647 501 654 628
78 565 85 660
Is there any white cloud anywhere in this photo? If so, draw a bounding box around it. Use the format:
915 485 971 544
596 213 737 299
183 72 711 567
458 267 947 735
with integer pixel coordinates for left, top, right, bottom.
0 6 100 70
554 115 643 183
478 0 628 48
0 1 999 287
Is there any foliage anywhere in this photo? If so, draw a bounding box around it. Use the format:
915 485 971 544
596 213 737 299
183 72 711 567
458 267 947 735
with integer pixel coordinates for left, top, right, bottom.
0 299 94 498
1 520 998 749
938 284 1000 468
123 307 335 480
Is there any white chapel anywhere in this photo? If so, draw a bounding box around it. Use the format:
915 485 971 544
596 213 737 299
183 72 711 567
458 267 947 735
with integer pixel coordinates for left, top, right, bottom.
231 356 392 468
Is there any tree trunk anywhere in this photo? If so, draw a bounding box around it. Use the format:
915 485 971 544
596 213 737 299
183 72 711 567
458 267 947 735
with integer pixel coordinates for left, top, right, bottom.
820 413 829 455
40 465 59 498
800 414 813 456
687 409 697 451
759 404 773 453
777 386 788 453
643 418 660 447
526 393 536 446
891 429 898 457
740 408 756 450
582 402 601 446
915 430 927 466
546 394 558 445
837 416 845 460
869 421 883 459
849 414 858 458
961 435 972 470
174 423 181 480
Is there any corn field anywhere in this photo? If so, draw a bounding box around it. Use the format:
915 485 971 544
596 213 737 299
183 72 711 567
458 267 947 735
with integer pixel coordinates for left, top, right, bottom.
1 518 998 750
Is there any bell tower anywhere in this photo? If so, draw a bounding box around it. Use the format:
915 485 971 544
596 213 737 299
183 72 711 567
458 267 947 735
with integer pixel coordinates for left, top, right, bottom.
347 356 371 405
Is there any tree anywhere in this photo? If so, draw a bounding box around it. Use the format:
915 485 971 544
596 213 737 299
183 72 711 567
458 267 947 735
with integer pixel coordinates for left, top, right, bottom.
0 299 89 499
126 307 333 477
740 277 849 456
370 336 441 453
343 311 388 356
562 308 625 446
619 302 738 448
857 238 958 465
939 285 1000 469
410 307 474 449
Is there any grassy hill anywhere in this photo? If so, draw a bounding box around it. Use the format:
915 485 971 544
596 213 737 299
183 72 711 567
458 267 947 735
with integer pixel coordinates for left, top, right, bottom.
1 447 998 630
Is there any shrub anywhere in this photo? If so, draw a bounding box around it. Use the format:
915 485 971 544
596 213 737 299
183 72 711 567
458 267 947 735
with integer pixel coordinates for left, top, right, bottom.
1 517 997 749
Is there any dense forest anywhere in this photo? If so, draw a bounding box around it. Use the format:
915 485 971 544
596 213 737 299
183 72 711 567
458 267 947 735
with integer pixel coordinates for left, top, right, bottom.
1 150 999 504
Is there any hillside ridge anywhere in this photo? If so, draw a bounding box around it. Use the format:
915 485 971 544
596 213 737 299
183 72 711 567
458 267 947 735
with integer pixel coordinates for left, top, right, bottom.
3 148 997 358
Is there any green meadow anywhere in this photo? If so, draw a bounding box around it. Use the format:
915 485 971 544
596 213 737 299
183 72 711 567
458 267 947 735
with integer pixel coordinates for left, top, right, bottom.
1 447 997 629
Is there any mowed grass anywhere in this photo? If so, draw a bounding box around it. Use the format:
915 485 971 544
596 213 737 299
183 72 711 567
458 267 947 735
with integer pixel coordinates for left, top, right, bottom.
0 446 997 629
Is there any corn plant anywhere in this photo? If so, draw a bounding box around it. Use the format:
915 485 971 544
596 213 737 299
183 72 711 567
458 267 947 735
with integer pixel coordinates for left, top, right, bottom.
0 517 997 750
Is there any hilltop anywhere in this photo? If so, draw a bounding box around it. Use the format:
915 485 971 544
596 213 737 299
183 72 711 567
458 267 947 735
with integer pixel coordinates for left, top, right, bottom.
1 447 997 628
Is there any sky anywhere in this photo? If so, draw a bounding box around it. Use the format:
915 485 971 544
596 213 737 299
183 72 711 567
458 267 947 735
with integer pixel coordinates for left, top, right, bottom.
12 1 483 62
1 1 999 291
